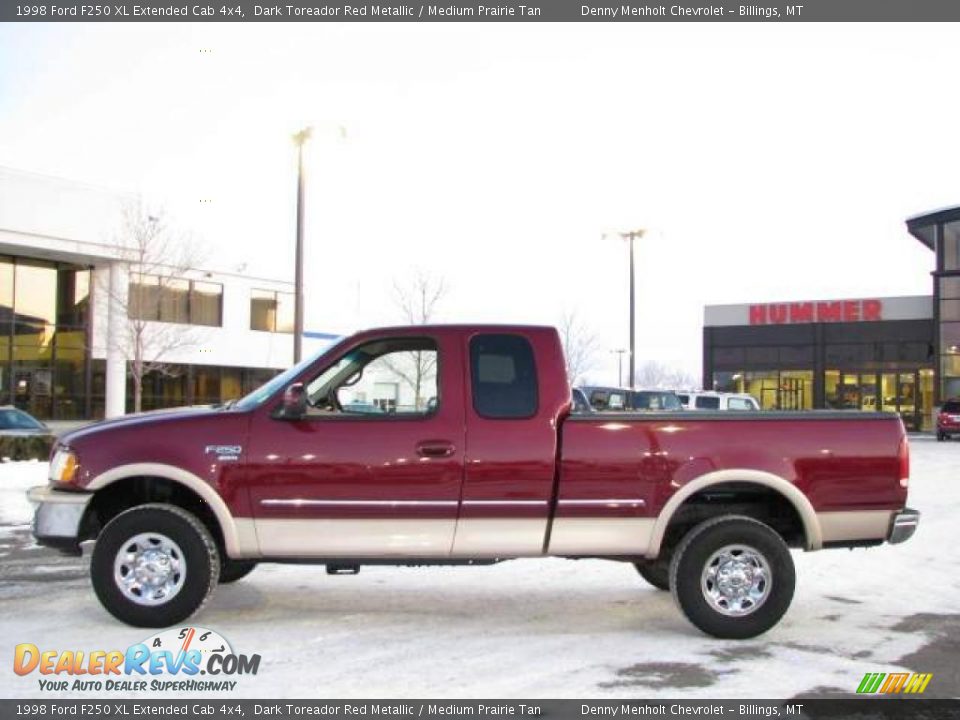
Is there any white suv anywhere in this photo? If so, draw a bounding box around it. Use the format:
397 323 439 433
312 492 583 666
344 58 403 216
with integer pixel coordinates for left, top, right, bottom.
676 391 760 411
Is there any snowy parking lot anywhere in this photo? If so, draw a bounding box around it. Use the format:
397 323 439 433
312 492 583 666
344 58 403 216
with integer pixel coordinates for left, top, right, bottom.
1 437 957 699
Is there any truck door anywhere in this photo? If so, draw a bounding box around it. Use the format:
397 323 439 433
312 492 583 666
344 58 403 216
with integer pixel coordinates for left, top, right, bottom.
451 331 561 557
245 333 466 557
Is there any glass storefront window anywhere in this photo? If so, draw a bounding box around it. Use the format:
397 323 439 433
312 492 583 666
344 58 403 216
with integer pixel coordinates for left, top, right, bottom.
250 290 275 331
56 267 91 327
0 257 12 313
779 370 814 409
14 260 57 326
250 289 293 333
159 278 190 324
129 273 161 321
129 274 222 327
825 370 862 409
190 281 222 327
712 371 739 393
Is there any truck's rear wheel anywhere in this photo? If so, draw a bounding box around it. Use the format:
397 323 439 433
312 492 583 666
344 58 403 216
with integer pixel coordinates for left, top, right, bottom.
669 515 794 639
220 559 257 584
634 559 670 591
90 504 220 627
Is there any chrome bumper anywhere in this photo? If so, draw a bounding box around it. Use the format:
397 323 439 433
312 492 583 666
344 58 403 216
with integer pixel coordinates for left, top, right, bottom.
27 486 92 554
888 507 920 544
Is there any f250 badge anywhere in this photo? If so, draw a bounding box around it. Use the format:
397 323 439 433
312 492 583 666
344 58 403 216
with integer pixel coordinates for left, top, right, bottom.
205 445 242 461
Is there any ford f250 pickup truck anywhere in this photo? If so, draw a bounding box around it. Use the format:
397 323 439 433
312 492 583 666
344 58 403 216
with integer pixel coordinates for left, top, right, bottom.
29 325 919 638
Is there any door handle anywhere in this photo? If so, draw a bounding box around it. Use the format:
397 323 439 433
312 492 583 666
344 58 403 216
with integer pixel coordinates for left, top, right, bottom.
416 441 456 458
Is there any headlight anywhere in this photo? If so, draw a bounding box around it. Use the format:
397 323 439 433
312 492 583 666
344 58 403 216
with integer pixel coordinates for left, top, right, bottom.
49 448 79 485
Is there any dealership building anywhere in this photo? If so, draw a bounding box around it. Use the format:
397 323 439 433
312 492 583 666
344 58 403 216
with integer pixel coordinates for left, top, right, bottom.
0 166 339 421
702 206 960 431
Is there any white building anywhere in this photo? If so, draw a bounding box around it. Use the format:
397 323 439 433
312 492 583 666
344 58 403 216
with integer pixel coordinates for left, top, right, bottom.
0 166 338 420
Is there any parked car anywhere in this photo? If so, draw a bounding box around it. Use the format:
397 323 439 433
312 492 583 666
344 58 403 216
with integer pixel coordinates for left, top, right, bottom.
678 391 760 411
0 406 55 461
571 387 593 413
937 399 960 441
579 385 684 412
30 324 917 639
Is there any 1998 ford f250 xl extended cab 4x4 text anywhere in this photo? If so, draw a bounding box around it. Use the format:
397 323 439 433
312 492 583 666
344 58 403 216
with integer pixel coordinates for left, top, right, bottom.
29 325 919 638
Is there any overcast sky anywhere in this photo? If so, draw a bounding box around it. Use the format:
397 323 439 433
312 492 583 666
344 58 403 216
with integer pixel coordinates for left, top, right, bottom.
0 22 956 384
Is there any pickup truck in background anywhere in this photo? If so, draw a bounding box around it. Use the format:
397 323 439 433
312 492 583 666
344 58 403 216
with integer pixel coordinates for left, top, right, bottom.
30 325 919 639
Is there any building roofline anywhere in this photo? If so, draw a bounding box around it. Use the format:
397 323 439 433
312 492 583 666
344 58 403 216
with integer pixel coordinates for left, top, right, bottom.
906 205 960 250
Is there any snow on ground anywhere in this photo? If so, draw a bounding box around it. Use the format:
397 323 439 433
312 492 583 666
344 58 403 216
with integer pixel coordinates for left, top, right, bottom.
0 438 957 699
0 461 46 526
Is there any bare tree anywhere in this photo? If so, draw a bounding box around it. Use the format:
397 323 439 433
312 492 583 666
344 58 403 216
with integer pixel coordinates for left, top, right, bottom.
103 201 206 413
634 360 698 391
386 272 447 410
559 311 599 386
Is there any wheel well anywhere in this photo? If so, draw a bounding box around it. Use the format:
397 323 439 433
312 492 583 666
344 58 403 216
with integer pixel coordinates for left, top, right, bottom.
659 482 806 557
82 477 225 554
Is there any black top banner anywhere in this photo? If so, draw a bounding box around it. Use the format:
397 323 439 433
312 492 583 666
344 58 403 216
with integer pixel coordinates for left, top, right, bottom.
4 0 960 22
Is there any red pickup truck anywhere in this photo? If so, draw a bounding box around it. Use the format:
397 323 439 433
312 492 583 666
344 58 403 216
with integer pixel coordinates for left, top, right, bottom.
30 325 918 639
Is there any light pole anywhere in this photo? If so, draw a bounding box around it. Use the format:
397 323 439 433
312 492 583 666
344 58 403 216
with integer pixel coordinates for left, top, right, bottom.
612 349 627 387
605 229 645 389
292 126 313 364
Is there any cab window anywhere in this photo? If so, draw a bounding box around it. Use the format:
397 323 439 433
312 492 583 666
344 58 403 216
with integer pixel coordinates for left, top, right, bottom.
305 337 439 416
470 334 538 419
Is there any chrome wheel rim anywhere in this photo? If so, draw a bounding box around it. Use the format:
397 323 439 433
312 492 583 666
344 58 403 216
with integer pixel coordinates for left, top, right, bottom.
700 544 771 617
113 533 187 606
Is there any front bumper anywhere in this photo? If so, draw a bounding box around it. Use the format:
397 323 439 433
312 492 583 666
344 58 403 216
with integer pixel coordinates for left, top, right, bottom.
27 485 93 556
888 507 920 545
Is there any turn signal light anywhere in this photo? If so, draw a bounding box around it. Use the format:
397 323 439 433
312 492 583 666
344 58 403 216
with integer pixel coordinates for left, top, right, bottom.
49 448 79 485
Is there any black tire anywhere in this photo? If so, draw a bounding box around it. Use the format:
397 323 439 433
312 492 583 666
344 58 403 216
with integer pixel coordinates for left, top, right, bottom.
219 559 257 584
669 515 795 639
937 432 946 442
90 503 220 628
634 559 670 591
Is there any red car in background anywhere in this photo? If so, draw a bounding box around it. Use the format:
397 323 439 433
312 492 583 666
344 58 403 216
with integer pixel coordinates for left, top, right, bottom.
937 399 960 441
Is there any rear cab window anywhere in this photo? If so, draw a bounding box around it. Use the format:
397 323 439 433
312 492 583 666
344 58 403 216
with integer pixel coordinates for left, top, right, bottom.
942 401 960 414
727 397 757 411
470 334 538 419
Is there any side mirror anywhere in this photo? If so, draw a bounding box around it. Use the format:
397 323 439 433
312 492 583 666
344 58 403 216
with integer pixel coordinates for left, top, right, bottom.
280 383 307 420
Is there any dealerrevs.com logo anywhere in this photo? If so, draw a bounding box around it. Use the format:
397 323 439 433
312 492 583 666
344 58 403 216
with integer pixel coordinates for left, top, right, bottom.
14 627 261 692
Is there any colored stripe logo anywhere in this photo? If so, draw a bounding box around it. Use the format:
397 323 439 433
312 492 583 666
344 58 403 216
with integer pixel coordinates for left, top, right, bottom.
857 672 932 694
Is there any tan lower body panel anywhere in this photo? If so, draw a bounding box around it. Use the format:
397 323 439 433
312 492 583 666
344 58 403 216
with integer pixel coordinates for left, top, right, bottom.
817 510 893 544
253 519 455 557
232 518 261 558
451 518 549 557
547 518 654 556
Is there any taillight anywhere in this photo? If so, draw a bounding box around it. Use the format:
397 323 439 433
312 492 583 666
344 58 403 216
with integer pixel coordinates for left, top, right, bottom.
939 412 950 422
898 436 910 489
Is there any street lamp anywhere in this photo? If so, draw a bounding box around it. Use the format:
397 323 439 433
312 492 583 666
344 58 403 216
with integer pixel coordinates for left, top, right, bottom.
292 126 313 364
604 229 645 389
612 349 627 387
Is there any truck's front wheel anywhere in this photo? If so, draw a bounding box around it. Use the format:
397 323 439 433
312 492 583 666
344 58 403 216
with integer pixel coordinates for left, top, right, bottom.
670 516 795 639
91 504 220 627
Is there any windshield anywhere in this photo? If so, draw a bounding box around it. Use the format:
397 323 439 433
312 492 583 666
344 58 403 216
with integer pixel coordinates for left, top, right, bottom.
0 408 45 431
233 347 332 411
